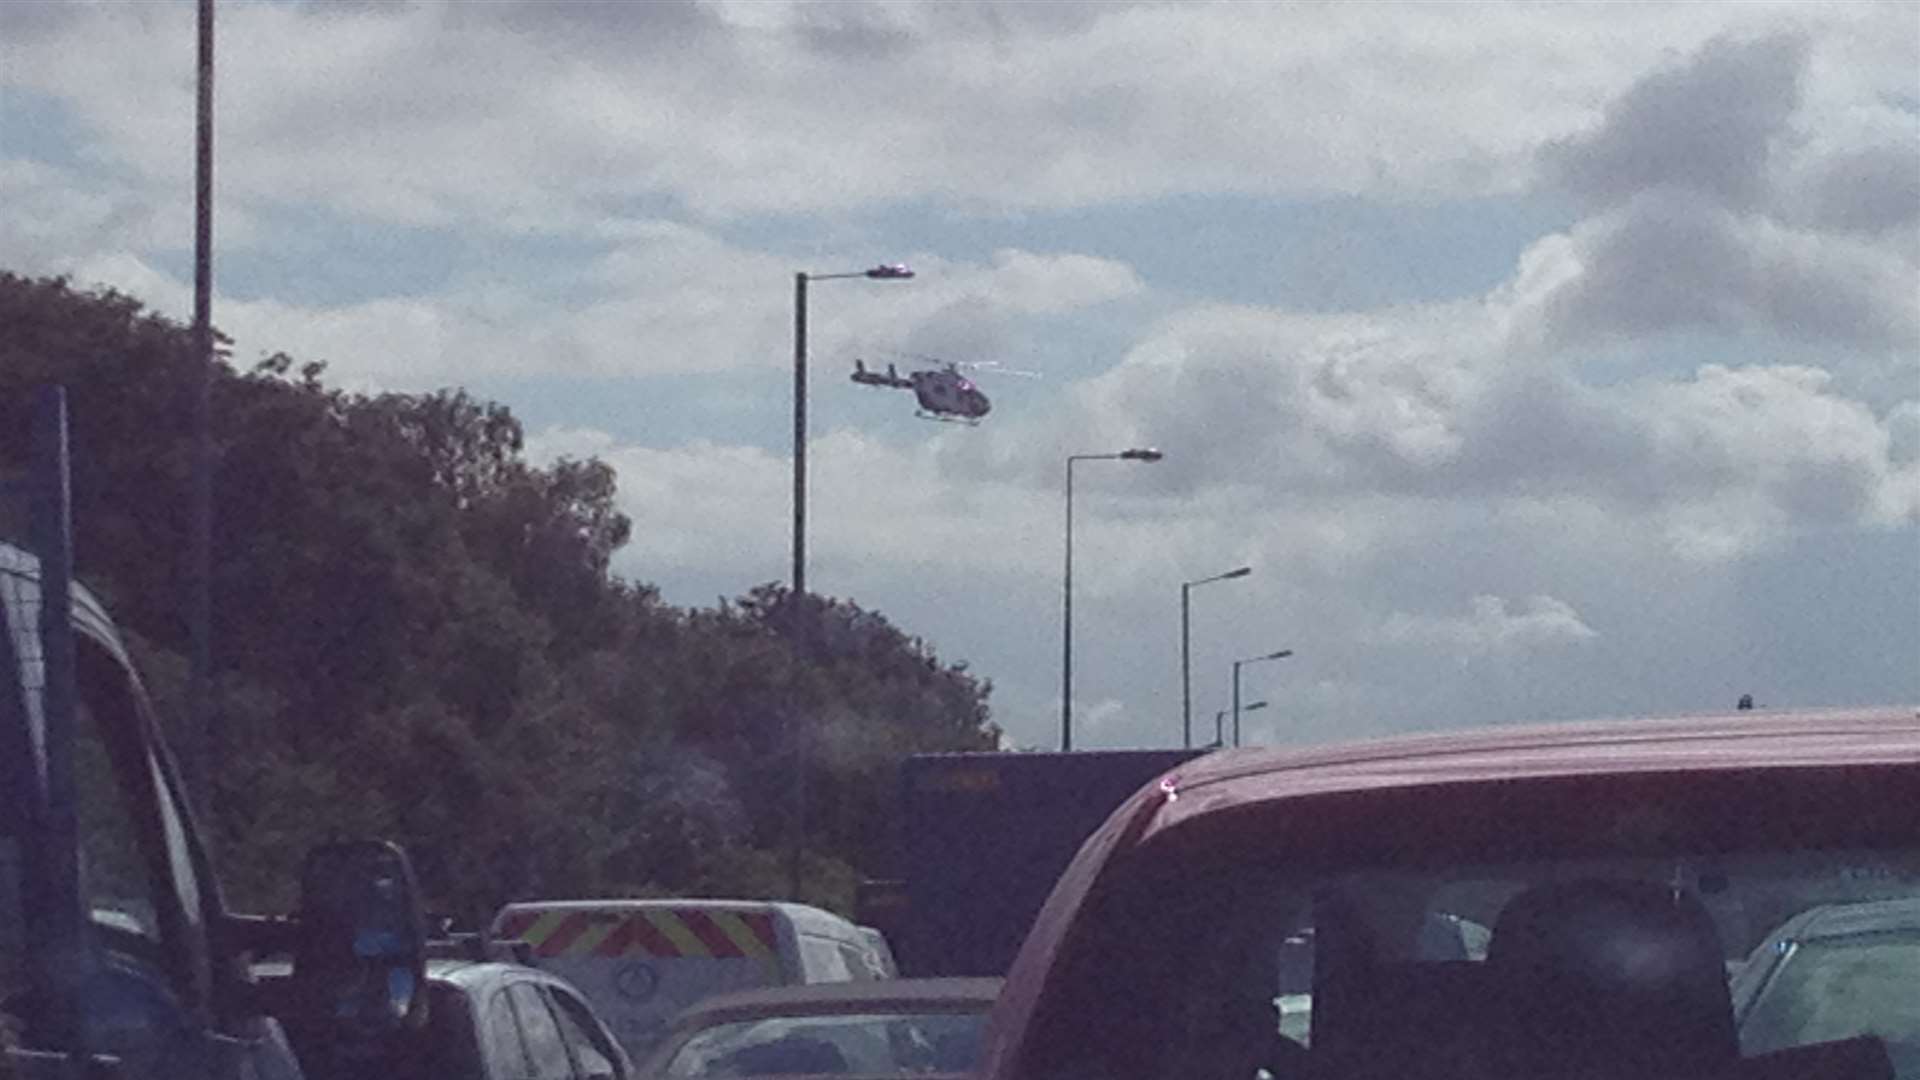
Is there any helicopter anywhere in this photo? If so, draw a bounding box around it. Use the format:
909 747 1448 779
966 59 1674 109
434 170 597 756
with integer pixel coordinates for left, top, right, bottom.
850 356 1034 424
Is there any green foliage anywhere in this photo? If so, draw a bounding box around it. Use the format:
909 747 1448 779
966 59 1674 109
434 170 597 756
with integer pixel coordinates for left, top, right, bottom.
0 271 998 922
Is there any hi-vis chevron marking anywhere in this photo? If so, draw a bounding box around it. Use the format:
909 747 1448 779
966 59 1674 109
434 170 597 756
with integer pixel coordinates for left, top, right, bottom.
497 909 780 965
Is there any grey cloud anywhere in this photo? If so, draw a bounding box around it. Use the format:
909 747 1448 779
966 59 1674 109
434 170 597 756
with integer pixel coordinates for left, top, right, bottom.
0 0 86 45
1527 189 1919 352
1790 141 1920 236
900 296 1017 364
1540 32 1808 210
793 4 919 61
446 0 724 55
1890 402 1920 466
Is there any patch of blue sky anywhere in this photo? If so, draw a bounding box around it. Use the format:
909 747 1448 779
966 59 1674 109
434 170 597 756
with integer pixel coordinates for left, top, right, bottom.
0 90 95 172
1562 328 1912 407
727 190 1580 314
468 369 788 449
184 205 611 307
474 350 1038 455
1730 526 1920 707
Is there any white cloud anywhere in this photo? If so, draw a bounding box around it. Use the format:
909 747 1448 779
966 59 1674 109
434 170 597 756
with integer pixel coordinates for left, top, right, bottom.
535 423 1059 587
993 296 1913 551
12 1 1903 227
979 250 1144 315
1381 594 1598 659
36 240 1148 388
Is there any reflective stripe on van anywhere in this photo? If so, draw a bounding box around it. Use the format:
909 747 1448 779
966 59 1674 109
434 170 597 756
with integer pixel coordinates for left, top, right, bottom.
495 907 780 964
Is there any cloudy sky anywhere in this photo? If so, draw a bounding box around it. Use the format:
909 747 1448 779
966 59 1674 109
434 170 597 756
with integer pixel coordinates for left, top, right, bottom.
4 1 1915 751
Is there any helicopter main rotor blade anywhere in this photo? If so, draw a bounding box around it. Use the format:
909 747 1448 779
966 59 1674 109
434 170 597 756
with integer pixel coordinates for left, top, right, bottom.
968 361 1043 378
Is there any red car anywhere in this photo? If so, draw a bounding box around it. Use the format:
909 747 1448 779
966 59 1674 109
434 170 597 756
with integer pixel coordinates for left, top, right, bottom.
981 707 1920 1080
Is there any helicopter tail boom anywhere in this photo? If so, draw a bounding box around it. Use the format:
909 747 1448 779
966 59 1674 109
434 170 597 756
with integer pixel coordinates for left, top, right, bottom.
850 359 914 389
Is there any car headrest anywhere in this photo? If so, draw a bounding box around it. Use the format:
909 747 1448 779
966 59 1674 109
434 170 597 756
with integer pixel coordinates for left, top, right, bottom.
1486 878 1738 1077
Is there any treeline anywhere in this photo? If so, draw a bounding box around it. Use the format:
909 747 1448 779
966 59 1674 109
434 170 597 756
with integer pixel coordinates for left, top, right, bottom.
0 272 998 922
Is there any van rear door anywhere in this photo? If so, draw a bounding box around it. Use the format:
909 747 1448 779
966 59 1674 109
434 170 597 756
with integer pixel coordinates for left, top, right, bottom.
492 904 786 1061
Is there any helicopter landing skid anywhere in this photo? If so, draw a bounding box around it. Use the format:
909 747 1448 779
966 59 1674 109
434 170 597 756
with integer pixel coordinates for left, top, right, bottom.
915 411 981 425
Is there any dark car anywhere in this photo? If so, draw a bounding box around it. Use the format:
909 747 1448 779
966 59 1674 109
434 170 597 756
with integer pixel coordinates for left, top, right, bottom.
1733 897 1920 1073
638 977 1001 1079
386 957 635 1080
979 706 1920 1080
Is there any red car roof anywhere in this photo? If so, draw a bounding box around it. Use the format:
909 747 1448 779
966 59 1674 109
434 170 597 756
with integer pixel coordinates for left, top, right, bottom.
1150 706 1920 838
982 706 1920 1078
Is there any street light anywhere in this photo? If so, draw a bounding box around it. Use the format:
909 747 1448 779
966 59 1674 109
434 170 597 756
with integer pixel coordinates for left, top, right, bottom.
792 263 914 602
789 262 913 900
1231 648 1293 748
1211 700 1266 748
1181 566 1251 748
1061 447 1163 752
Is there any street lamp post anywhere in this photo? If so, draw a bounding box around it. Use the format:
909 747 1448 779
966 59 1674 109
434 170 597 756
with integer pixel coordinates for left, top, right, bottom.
788 262 912 900
1061 447 1163 752
1181 566 1251 748
1231 649 1293 747
187 0 215 822
1212 701 1266 748
792 263 913 602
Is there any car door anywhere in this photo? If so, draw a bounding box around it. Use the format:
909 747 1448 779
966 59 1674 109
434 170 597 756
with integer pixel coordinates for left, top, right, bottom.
545 983 627 1080
5 626 219 1078
4 551 304 1080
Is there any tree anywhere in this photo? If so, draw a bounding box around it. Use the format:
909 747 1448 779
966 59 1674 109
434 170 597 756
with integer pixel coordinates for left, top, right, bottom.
0 270 998 919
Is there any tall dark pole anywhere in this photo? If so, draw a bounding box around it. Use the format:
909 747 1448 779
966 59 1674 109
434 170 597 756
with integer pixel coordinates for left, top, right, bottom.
188 0 215 817
1179 566 1249 749
787 271 808 899
1232 649 1291 747
1061 458 1075 751
784 264 911 898
1060 448 1161 752
791 272 808 603
1180 582 1191 749
1231 660 1243 749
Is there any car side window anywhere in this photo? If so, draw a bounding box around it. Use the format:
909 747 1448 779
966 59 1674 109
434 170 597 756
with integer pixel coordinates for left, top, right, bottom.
510 982 575 1080
72 692 164 961
548 986 622 1079
487 989 534 1078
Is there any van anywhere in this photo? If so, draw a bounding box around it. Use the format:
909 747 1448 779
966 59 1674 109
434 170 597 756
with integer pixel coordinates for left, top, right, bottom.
489 898 894 1060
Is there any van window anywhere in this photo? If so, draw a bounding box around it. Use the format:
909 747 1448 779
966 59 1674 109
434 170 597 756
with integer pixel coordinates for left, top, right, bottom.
797 935 850 981
838 941 876 982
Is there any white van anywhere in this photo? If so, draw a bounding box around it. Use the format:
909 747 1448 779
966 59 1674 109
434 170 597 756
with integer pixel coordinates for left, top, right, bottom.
489 899 894 1060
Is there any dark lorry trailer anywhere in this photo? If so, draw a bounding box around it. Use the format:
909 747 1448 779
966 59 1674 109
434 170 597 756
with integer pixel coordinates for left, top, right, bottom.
859 749 1202 978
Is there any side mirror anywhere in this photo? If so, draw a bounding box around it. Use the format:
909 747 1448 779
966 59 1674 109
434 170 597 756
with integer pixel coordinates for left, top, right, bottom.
293 841 429 1051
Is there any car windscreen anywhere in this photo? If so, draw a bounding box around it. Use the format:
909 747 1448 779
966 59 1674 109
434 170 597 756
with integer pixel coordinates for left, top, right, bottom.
661 1009 988 1077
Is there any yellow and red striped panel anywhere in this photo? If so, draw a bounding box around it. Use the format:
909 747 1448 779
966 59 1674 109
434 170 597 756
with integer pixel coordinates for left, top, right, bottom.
496 908 780 963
